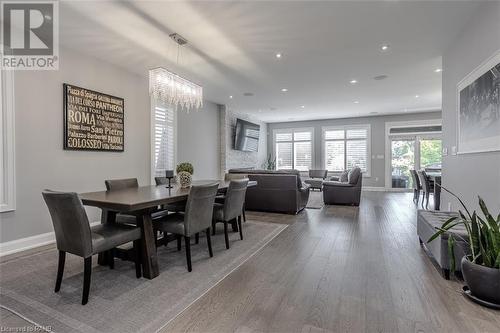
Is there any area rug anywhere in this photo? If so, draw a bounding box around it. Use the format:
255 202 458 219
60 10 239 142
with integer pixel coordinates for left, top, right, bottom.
306 191 324 209
0 221 287 333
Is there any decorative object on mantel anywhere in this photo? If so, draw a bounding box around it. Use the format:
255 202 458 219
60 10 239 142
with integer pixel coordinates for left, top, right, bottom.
457 51 500 154
176 162 194 188
149 33 203 112
165 170 174 188
428 186 500 309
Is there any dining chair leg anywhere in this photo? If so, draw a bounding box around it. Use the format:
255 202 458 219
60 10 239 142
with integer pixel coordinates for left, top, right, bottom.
82 257 92 305
108 249 114 269
133 240 142 279
223 221 230 249
206 228 213 257
184 236 192 272
238 216 243 241
242 203 246 222
177 235 182 251
195 233 199 244
55 250 66 292
425 193 430 209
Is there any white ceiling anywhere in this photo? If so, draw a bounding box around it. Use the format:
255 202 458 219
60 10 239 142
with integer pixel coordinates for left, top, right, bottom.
59 0 480 122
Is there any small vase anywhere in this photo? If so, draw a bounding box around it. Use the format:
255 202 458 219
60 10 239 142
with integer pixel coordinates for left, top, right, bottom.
178 171 192 188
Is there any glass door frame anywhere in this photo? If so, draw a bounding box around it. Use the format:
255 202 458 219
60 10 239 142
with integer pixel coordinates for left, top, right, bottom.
384 120 442 191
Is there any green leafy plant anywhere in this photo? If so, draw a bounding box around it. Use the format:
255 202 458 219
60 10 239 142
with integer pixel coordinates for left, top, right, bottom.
262 154 276 170
428 185 500 272
176 162 194 175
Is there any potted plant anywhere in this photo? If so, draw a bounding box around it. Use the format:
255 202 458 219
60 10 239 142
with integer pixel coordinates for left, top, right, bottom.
428 186 500 308
176 162 194 188
262 154 276 171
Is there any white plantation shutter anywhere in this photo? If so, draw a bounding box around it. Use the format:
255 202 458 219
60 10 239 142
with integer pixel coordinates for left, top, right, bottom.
323 126 370 173
325 140 344 171
346 140 367 171
153 106 175 178
274 128 313 171
276 142 293 169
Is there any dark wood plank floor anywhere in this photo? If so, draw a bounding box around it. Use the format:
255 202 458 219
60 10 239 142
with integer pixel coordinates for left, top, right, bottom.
161 192 500 333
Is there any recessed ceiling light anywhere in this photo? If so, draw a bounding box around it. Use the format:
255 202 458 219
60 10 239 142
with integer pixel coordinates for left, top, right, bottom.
229 95 233 99
281 88 288 92
349 79 358 84
353 101 360 104
415 94 420 98
434 68 442 73
380 44 390 51
373 75 388 80
275 53 282 58
301 105 305 109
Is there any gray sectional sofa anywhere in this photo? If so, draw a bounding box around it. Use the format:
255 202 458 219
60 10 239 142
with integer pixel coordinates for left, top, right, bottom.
228 169 310 214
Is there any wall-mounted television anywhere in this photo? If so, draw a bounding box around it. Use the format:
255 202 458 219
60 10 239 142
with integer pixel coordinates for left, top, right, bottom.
234 118 260 152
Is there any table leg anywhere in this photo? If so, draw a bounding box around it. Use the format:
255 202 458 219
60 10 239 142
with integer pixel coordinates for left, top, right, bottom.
137 213 159 279
98 210 117 266
434 177 441 211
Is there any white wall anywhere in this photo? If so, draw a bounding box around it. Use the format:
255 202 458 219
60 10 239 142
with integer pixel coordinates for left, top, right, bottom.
0 47 150 243
441 2 500 213
0 48 223 245
267 111 442 188
177 101 220 180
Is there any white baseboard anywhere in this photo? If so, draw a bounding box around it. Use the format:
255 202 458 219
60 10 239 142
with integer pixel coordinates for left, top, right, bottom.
362 186 388 192
0 221 100 257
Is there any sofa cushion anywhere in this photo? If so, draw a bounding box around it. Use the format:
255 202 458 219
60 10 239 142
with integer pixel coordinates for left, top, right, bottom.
348 167 361 185
230 169 303 189
339 170 349 182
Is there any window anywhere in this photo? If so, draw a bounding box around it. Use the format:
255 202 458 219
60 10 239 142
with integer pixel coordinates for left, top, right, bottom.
274 128 313 171
1 70 15 212
323 125 370 174
151 103 176 180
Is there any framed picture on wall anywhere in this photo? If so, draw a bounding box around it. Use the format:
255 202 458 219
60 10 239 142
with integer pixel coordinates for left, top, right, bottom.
456 51 500 154
63 84 125 152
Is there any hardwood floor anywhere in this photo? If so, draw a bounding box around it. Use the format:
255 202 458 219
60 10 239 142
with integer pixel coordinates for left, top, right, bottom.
161 192 500 333
2 192 498 332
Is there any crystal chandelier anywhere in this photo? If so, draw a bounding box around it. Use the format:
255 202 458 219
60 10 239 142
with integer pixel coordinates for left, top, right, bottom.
149 67 203 111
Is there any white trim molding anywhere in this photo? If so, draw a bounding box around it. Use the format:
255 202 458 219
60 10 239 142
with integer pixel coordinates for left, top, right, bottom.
0 221 100 257
1 69 15 212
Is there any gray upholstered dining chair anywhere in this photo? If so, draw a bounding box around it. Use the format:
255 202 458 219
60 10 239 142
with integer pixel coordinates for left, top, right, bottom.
410 170 422 204
212 179 249 249
42 190 142 305
154 183 219 272
105 178 170 224
216 173 248 222
417 170 434 209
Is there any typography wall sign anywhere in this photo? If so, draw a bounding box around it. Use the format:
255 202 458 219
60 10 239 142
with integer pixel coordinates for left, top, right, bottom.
63 84 124 152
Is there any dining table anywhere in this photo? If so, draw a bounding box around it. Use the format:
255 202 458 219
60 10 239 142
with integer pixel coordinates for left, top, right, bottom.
426 171 442 210
79 179 257 279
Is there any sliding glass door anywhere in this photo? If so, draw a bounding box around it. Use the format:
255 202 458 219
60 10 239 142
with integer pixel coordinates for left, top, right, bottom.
389 136 442 189
390 139 415 189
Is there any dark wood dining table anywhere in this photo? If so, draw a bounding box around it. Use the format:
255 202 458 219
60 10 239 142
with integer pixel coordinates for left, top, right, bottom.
426 171 442 210
79 180 256 279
